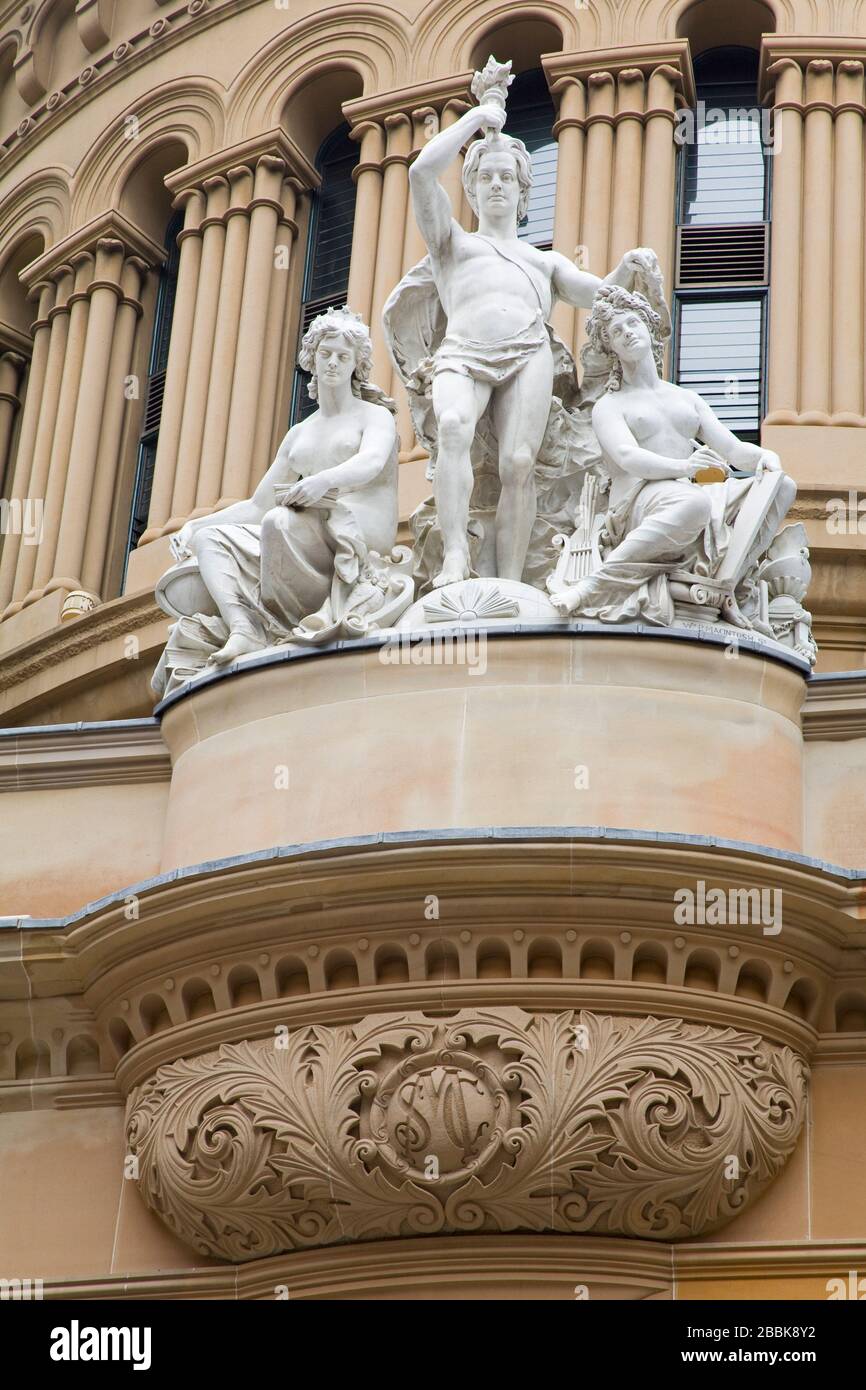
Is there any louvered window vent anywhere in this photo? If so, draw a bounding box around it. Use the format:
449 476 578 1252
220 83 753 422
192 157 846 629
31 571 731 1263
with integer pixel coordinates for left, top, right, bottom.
676 223 769 288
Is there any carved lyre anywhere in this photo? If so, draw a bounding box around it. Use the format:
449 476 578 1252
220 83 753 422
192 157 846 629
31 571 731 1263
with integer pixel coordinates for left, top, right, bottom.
547 475 604 598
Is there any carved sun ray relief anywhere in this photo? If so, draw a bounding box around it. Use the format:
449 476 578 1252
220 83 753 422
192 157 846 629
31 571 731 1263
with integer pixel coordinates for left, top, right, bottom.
153 52 816 700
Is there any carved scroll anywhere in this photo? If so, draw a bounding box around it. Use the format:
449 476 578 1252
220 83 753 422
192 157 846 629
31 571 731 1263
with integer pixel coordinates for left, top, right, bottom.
126 1008 807 1261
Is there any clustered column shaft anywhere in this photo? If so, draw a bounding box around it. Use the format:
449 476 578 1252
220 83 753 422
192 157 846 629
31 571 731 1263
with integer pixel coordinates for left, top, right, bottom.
0 240 151 618
765 50 866 424
142 156 305 545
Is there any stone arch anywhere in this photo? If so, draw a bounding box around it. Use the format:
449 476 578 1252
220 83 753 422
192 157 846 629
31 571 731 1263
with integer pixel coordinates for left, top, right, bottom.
182 978 216 1020
15 1038 51 1078
835 992 866 1033
0 230 46 337
735 957 772 1002
226 7 410 143
374 944 410 984
117 137 188 246
683 948 720 990
71 78 226 226
416 0 574 82
66 1033 101 1076
580 938 615 979
227 964 262 1007
426 940 460 981
631 940 669 984
476 937 511 978
324 949 359 990
670 0 778 53
275 956 309 996
279 67 365 168
0 168 70 262
527 937 562 977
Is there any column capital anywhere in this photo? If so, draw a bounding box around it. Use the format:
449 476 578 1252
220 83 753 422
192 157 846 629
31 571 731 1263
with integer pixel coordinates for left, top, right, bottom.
20 211 166 292
165 129 320 200
343 72 474 131
0 319 35 357
760 35 866 103
543 41 695 108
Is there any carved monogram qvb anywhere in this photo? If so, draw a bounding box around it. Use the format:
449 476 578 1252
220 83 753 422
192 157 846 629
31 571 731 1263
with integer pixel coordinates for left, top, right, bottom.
126 1009 807 1262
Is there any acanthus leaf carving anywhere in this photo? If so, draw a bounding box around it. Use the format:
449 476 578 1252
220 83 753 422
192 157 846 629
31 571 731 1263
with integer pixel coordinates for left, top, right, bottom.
126 1009 807 1261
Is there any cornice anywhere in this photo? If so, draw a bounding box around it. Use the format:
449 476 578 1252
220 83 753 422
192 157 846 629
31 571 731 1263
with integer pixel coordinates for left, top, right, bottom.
21 1234 676 1301
543 42 696 108
343 72 474 127
25 1232 866 1300
2 831 865 1096
164 128 319 197
0 588 164 696
760 35 866 101
673 1239 866 1279
0 0 263 177
0 718 169 790
19 210 165 287
803 670 866 739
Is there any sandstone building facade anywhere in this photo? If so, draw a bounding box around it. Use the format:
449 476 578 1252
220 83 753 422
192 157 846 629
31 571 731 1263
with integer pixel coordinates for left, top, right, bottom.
1 0 865 1300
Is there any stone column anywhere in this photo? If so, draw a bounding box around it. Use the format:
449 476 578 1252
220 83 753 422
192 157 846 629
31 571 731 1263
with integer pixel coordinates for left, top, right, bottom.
29 252 94 599
2 272 70 616
0 350 25 494
799 60 834 422
547 76 585 350
640 64 681 296
369 112 411 391
80 256 147 595
346 121 384 322
609 69 645 265
578 72 616 344
765 59 804 422
832 60 865 422
169 175 230 525
402 107 436 274
544 45 691 355
50 239 127 596
439 100 471 227
251 180 300 477
139 188 204 545
0 286 52 611
222 157 286 500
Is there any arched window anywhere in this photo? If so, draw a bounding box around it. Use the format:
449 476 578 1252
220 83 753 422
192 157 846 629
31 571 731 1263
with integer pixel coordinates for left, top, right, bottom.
673 48 769 442
124 211 182 564
506 68 557 249
290 126 358 423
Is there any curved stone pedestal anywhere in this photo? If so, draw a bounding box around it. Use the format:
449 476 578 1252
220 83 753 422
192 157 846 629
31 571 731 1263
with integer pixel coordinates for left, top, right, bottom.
157 627 807 874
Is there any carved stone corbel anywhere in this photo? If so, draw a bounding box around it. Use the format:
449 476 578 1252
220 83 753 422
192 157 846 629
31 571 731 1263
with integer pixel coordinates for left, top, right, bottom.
127 1008 807 1262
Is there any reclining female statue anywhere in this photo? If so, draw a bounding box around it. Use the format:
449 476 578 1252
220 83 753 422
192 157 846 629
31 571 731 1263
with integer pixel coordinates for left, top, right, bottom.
152 308 403 695
549 285 796 629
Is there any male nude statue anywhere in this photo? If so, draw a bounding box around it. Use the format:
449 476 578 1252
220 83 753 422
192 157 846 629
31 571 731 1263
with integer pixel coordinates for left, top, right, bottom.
406 96 658 587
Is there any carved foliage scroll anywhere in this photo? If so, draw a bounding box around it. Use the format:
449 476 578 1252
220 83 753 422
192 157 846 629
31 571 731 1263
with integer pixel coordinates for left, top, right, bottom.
126 1009 807 1261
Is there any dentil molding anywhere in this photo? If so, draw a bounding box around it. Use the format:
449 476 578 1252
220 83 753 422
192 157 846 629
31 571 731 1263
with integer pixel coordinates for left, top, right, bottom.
126 1007 807 1261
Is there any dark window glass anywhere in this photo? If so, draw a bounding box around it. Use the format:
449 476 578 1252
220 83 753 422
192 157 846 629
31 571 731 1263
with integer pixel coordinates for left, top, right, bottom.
676 296 764 439
125 211 182 563
291 125 358 423
681 48 767 226
507 68 557 249
674 49 768 440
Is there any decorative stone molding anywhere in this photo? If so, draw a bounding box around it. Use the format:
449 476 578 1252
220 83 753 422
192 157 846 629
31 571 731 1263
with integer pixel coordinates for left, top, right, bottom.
126 1008 807 1260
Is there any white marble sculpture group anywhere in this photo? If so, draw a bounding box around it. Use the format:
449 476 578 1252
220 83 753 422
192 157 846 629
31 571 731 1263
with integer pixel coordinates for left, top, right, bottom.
153 56 816 698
